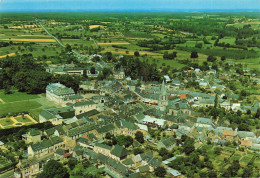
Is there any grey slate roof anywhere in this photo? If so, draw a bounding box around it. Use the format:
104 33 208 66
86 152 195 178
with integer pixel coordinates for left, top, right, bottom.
28 129 41 136
74 100 96 107
95 143 111 150
46 83 74 96
110 145 127 158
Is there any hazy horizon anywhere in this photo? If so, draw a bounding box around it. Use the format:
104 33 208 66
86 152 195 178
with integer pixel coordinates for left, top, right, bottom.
0 0 260 12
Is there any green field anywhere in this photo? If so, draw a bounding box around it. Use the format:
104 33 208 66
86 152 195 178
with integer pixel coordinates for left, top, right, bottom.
15 116 32 123
0 90 39 102
0 101 42 116
0 118 14 126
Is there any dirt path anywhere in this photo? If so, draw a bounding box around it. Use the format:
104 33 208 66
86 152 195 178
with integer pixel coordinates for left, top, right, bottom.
0 53 16 59
25 114 38 124
0 98 5 104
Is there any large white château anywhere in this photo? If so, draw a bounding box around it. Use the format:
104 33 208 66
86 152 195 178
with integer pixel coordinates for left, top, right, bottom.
46 83 75 105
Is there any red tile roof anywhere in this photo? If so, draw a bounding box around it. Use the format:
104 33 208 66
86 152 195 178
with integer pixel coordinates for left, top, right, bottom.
180 94 187 99
64 153 71 157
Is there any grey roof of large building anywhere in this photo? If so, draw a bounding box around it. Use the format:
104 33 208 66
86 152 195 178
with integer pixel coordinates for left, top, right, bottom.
31 137 63 152
40 107 75 120
46 83 75 96
95 143 111 150
74 100 96 107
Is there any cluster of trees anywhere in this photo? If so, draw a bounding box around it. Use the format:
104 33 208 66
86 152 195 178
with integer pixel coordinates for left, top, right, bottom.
119 56 162 81
222 160 240 177
136 38 181 51
0 55 82 94
197 106 260 131
163 51 177 60
0 54 51 94
97 67 113 80
169 139 214 177
104 133 133 148
135 131 144 143
207 55 217 62
0 41 11 47
158 147 173 160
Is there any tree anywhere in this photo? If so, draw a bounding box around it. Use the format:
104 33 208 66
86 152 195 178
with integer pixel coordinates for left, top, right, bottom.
36 160 68 178
135 131 144 143
214 94 218 108
116 135 133 147
99 67 112 80
154 166 166 177
255 108 260 118
65 44 72 52
207 55 217 62
214 147 222 155
190 51 198 58
229 160 240 177
104 52 112 61
242 165 253 178
105 132 113 139
159 148 170 159
90 67 96 74
133 147 144 155
53 74 81 93
240 90 247 97
70 164 85 177
183 138 195 155
208 171 217 178
238 123 250 131
195 43 203 48
134 51 140 57
68 158 78 170
221 56 226 61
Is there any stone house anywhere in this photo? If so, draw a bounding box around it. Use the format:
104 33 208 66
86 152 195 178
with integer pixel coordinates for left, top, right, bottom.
73 100 97 115
28 136 64 159
14 159 44 178
115 120 137 137
98 154 132 178
24 129 41 144
110 145 128 161
93 143 112 157
95 123 116 139
39 107 75 125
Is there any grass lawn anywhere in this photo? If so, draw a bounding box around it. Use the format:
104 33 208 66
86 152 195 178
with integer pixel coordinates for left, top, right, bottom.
0 90 40 103
254 157 260 169
0 101 42 116
230 152 243 161
240 154 254 167
0 118 14 126
15 116 32 123
29 107 56 122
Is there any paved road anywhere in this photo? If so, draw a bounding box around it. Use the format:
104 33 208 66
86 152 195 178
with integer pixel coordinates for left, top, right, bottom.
37 20 81 59
90 37 98 48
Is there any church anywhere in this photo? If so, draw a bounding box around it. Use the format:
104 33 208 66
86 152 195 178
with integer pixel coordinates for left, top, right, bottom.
158 80 168 111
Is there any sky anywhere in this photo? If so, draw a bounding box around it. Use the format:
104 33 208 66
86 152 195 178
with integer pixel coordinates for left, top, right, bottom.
0 0 260 12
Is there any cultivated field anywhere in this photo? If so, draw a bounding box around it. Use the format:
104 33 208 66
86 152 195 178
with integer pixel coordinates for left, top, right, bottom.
0 38 55 42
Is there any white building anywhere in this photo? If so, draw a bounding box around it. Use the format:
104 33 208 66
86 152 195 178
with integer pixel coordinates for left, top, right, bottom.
46 83 75 105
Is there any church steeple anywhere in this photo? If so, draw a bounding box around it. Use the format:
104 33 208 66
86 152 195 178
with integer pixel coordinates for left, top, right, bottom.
161 80 166 95
159 80 168 111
